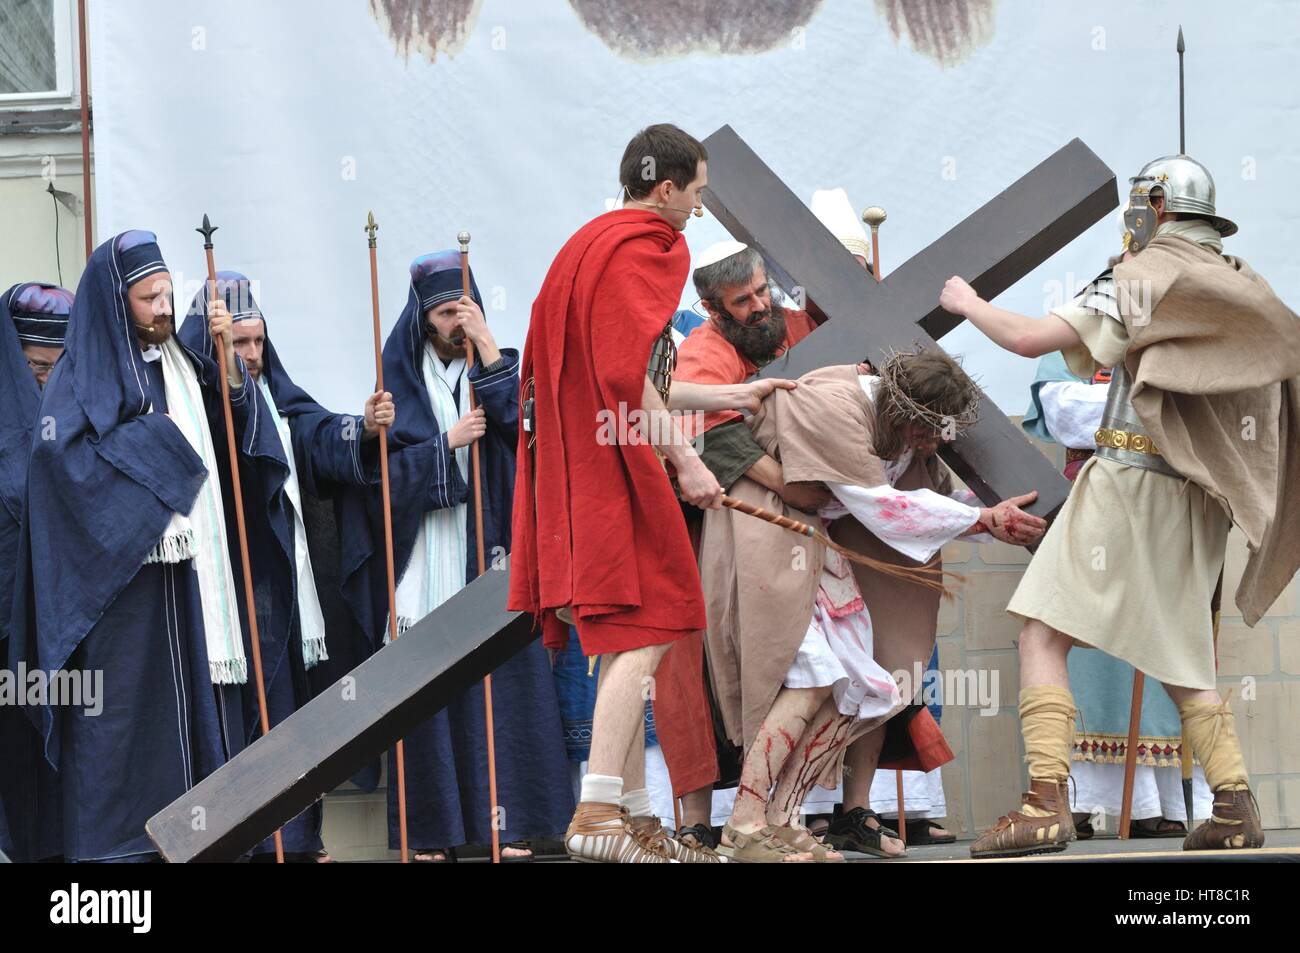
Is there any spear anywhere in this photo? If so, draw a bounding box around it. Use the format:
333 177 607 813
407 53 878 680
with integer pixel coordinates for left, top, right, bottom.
195 213 283 863
366 212 411 863
459 231 502 864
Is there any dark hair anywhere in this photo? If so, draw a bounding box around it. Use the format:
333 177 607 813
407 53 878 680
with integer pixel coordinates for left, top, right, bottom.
874 348 979 460
619 124 708 202
693 246 765 311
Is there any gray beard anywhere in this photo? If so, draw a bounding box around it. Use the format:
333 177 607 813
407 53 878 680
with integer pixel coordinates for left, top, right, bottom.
714 304 787 366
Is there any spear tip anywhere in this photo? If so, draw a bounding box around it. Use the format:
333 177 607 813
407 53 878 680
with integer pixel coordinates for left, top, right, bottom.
196 213 218 245
1177 25 1185 53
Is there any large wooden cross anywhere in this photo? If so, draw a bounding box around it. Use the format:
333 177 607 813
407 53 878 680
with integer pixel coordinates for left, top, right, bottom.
147 127 1116 861
701 124 1116 513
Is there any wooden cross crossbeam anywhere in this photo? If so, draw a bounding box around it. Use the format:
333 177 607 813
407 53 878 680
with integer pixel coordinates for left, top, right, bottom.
148 126 1117 861
700 124 1117 513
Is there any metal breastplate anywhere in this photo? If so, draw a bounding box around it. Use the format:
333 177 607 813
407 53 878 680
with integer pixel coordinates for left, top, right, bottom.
1094 361 1181 477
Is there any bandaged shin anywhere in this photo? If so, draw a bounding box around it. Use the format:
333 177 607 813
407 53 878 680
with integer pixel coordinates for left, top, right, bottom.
1178 699 1249 792
1016 685 1076 817
621 787 652 819
580 773 624 805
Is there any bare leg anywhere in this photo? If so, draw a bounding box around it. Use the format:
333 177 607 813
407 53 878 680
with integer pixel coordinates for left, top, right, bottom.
767 695 854 828
727 686 827 834
587 644 671 781
1020 618 1071 689
842 728 883 810
619 687 648 796
680 786 713 829
840 724 904 856
1162 684 1222 708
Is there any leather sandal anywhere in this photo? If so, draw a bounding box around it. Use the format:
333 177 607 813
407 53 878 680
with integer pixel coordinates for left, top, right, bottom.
717 823 813 863
1129 817 1187 839
565 803 672 863
824 807 904 858
1183 788 1265 851
630 816 722 863
771 824 846 863
970 779 1075 859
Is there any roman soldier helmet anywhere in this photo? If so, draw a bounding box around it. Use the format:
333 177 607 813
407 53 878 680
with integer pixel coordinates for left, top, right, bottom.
1123 29 1237 252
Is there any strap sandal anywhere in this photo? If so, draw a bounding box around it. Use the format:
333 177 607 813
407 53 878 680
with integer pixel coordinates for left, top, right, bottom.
901 818 957 845
565 803 672 863
1183 788 1265 851
1129 817 1187 839
770 824 846 863
824 807 903 858
717 823 813 863
969 780 1073 859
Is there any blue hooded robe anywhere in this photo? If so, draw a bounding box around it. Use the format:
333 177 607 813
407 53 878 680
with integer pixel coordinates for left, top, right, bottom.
338 251 572 851
0 282 71 862
179 271 378 857
7 231 279 861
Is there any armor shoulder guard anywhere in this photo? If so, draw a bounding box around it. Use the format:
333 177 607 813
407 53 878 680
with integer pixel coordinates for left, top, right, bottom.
1080 267 1122 324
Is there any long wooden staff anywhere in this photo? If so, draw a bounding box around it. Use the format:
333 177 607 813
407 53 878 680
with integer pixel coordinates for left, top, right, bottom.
459 231 503 865
77 0 92 259
861 204 907 844
365 213 410 863
195 214 283 863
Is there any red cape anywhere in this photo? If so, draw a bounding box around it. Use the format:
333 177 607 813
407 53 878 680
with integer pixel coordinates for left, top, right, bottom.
509 209 707 650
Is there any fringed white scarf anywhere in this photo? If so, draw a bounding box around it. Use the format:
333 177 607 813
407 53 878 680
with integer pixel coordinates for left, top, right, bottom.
389 345 468 641
258 376 329 669
144 338 247 685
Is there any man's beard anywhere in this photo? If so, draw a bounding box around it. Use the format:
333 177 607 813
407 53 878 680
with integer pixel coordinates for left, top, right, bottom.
428 327 467 361
713 301 787 365
135 316 174 347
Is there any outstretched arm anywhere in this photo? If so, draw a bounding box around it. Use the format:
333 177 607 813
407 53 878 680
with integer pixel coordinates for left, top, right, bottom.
939 277 1081 359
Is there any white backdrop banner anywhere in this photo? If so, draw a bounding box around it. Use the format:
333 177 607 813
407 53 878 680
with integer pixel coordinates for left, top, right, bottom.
89 0 1300 413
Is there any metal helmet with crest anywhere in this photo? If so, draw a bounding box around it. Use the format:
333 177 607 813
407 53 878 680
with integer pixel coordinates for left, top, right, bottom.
1123 27 1237 253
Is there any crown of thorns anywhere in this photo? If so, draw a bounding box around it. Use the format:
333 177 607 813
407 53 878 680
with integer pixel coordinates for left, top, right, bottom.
877 345 982 432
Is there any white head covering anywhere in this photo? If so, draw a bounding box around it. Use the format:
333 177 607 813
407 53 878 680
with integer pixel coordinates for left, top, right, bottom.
693 239 748 274
811 187 871 260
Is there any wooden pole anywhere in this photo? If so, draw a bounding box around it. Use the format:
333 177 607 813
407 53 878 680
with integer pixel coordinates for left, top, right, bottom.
861 205 906 845
195 214 283 863
77 0 92 259
1118 670 1145 839
459 231 502 864
366 213 410 863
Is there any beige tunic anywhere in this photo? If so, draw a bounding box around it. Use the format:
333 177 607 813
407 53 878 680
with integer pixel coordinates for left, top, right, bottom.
699 365 955 749
1006 291 1230 690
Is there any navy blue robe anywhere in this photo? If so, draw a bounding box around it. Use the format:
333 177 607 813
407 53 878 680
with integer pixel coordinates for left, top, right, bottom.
0 285 48 862
8 233 278 861
339 262 573 851
179 279 377 857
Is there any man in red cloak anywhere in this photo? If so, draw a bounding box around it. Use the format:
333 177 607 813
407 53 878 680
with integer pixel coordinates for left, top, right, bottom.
510 123 786 863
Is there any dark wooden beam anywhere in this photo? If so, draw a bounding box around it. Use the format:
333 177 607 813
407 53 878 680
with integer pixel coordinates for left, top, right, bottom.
146 562 533 862
700 125 1118 515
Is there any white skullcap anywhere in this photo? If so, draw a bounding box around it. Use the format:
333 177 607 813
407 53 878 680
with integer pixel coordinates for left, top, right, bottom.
693 240 748 273
811 187 871 260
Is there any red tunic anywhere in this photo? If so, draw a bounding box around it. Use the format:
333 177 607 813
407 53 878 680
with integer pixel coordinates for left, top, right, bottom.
509 209 705 654
674 309 820 435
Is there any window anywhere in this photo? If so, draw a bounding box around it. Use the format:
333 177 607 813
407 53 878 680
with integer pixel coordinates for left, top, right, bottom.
0 0 78 106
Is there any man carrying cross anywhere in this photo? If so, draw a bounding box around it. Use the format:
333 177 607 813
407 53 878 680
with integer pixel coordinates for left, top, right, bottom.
941 152 1300 857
